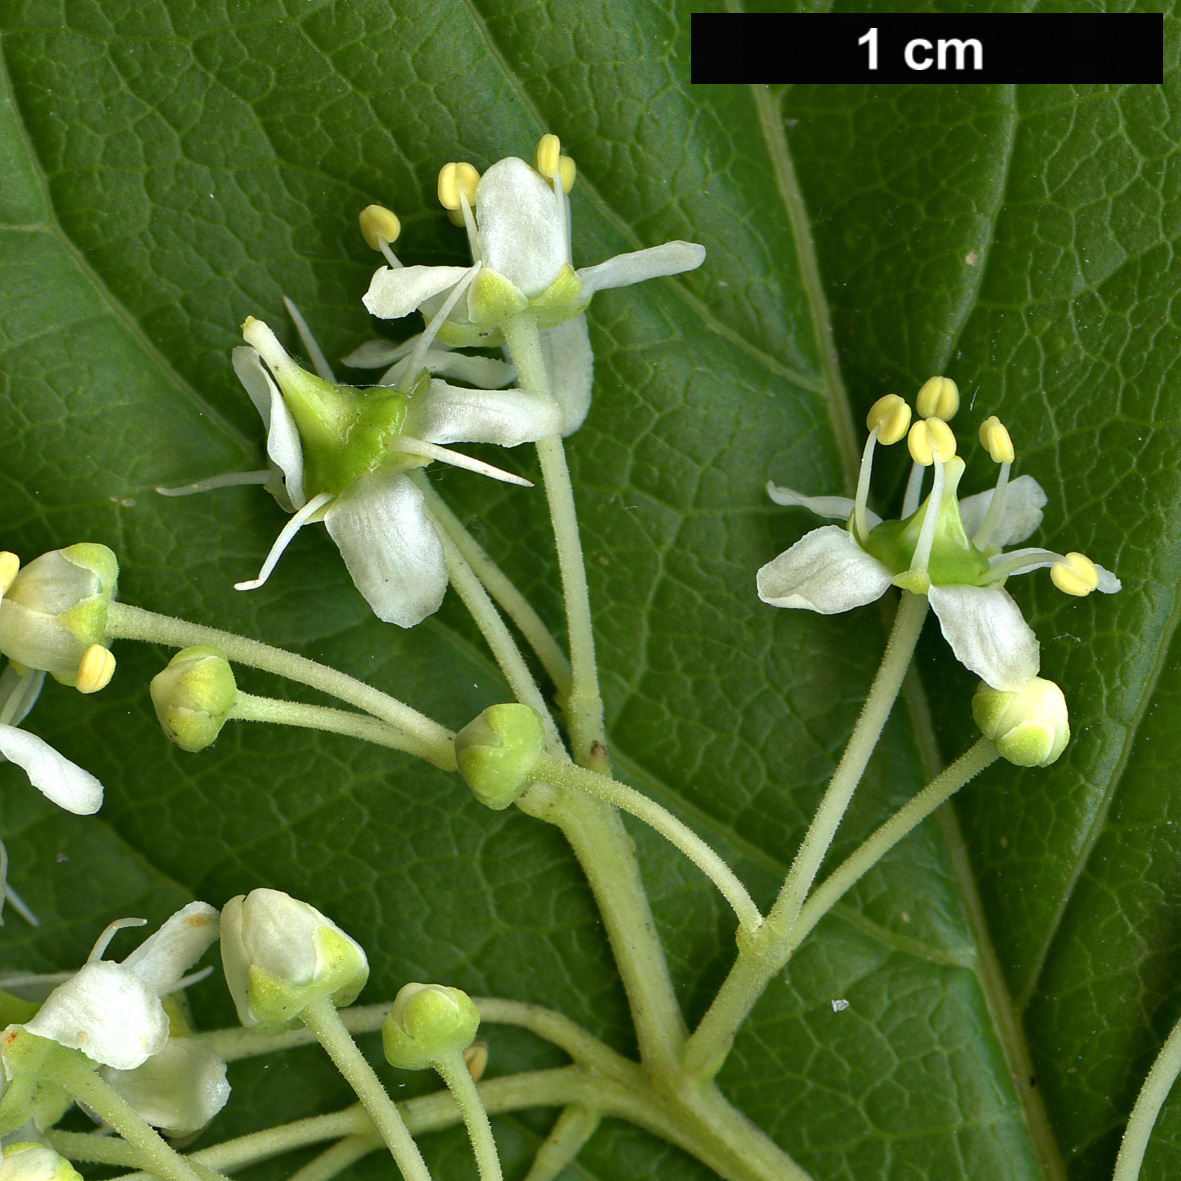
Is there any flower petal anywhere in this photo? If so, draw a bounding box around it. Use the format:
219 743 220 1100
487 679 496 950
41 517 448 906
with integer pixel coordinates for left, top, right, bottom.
928 583 1040 691
383 351 515 391
475 158 568 298
0 665 44 729
766 483 883 529
958 475 1046 547
362 265 472 320
324 473 448 627
232 347 305 510
757 526 893 614
103 1037 231 1133
408 382 562 447
577 241 706 297
121 902 220 996
0 725 101 815
539 315 593 435
24 961 169 1070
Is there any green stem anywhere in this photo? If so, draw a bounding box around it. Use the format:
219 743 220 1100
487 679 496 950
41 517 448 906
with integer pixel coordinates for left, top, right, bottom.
523 1105 602 1181
417 479 572 695
683 591 928 1079
106 602 455 769
793 738 998 946
231 692 438 761
501 314 605 765
300 996 432 1181
286 1137 379 1181
1113 1014 1181 1181
534 754 762 932
517 788 688 1080
42 1051 214 1181
431 1049 504 1181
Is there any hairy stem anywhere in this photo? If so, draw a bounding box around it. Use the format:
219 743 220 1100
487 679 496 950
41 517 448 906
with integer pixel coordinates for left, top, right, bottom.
432 1049 503 1181
1113 1014 1181 1181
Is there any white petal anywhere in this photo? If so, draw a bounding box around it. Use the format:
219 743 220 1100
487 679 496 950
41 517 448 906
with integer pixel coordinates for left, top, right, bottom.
0 725 101 815
0 666 44 728
958 475 1046 547
362 265 472 320
121 902 220 996
928 584 1040 691
232 347 305 509
577 241 706 297
103 1038 230 1133
24 961 169 1070
766 483 883 529
757 526 893 614
475 158 568 298
324 473 448 627
381 350 514 391
408 381 561 447
539 315 593 435
341 338 414 368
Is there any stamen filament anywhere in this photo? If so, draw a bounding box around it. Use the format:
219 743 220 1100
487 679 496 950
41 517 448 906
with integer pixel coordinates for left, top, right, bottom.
399 262 482 395
156 471 272 497
88 917 147 962
909 454 945 575
852 427 879 543
3 882 39 927
235 492 334 592
901 462 925 518
459 191 481 262
284 297 336 383
387 437 532 487
972 460 1011 550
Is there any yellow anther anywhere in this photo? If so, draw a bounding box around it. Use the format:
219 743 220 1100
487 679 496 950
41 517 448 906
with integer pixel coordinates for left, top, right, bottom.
76 644 116 694
915 375 959 421
907 417 957 466
358 204 401 252
463 1040 489 1082
437 162 480 226
1051 552 1100 597
866 394 912 445
979 415 1015 464
0 552 19 597
534 133 562 179
556 154 576 194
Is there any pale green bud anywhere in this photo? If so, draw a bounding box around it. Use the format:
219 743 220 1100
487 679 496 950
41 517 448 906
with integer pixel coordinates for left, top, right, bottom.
220 889 369 1034
454 703 546 810
972 677 1070 768
0 544 118 687
381 983 480 1071
150 646 237 752
0 1143 82 1181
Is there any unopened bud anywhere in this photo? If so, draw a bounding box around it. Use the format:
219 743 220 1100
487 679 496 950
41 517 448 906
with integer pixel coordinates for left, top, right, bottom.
0 1143 83 1181
866 395 911 445
915 376 959 421
150 646 237 752
382 983 480 1071
907 417 957 466
979 415 1015 464
972 677 1070 768
220 889 369 1033
0 544 118 686
454 704 546 809
359 204 401 251
1050 551 1100 598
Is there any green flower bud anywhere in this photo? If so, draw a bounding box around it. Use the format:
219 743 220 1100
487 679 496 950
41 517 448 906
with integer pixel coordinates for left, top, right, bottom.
150 646 238 752
381 983 480 1071
0 544 118 688
972 677 1070 768
220 889 369 1034
453 704 546 810
0 1142 83 1181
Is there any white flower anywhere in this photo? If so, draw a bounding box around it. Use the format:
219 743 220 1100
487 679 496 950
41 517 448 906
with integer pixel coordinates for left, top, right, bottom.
15 902 219 1071
757 392 1120 692
362 141 706 434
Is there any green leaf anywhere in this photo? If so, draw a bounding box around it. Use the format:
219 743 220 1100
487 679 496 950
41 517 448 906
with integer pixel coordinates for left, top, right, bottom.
0 4 1177 1181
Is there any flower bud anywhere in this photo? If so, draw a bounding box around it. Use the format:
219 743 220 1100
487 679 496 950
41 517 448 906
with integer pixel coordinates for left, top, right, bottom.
972 677 1070 768
0 1143 82 1181
150 646 237 752
220 890 369 1033
454 704 546 810
381 983 480 1071
0 544 118 687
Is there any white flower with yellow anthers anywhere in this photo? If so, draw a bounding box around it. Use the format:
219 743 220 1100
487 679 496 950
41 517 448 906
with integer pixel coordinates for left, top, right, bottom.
360 134 707 435
10 902 219 1071
165 313 562 628
757 381 1120 692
